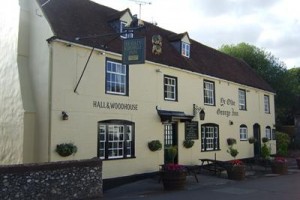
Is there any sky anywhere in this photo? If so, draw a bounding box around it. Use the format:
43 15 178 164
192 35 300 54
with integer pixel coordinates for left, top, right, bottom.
93 0 300 69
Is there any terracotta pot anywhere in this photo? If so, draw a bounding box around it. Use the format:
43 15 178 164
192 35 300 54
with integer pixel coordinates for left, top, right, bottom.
161 171 187 190
271 162 288 175
296 158 300 169
227 165 246 180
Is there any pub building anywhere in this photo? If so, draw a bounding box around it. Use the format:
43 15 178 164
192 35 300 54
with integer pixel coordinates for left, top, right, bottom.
16 0 276 182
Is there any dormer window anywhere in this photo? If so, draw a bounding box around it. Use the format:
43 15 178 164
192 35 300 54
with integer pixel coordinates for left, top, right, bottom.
120 21 133 39
181 42 190 57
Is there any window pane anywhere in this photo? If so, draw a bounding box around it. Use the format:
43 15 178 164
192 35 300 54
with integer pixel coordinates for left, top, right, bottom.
106 61 127 95
204 81 215 105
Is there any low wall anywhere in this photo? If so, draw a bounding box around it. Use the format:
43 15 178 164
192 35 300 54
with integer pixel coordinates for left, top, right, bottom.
0 158 103 199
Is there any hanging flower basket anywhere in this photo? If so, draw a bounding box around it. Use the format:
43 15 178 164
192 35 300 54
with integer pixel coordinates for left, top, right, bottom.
56 143 77 157
148 140 162 152
183 140 194 148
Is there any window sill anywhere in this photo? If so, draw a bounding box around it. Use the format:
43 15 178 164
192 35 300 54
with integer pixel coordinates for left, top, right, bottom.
102 156 136 161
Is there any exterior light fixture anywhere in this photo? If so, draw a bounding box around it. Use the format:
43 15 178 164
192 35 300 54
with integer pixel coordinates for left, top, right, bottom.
229 120 233 125
62 111 69 120
193 104 205 121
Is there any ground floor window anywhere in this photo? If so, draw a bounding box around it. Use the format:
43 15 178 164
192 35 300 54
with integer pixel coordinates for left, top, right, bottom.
201 123 219 151
98 120 135 160
265 126 272 140
240 124 248 141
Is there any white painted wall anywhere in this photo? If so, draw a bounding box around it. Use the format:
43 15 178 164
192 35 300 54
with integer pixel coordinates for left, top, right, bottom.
0 1 24 164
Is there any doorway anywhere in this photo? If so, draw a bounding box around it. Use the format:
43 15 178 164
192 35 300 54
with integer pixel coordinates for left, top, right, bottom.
164 123 178 164
253 123 261 157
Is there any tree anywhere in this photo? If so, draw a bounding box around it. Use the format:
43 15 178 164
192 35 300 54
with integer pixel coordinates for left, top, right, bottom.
219 43 298 126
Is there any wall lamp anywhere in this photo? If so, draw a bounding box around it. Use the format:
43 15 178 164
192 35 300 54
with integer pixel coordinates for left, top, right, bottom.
229 120 234 125
62 111 69 120
193 104 205 121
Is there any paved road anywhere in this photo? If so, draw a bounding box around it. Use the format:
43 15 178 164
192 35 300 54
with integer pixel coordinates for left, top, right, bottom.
104 171 300 200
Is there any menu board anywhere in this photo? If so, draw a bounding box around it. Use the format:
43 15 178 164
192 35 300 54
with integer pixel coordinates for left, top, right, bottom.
185 121 199 140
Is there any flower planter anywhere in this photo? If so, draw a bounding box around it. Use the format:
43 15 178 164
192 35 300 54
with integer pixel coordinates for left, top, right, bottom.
161 171 187 190
296 158 300 169
227 165 245 180
271 162 288 175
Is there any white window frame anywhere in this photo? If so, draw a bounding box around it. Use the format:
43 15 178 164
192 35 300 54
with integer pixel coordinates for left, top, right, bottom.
164 75 177 101
238 89 247 110
264 95 270 113
204 80 215 105
181 42 190 58
201 124 219 151
265 126 271 140
98 120 134 160
106 60 127 95
240 125 248 141
120 21 133 39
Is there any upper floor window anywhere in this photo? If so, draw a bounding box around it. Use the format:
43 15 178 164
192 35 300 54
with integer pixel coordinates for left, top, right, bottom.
204 80 215 105
164 75 177 101
238 89 247 110
106 59 128 96
120 21 133 39
264 95 270 113
98 120 135 160
240 124 248 141
181 42 190 57
265 126 272 140
201 123 219 151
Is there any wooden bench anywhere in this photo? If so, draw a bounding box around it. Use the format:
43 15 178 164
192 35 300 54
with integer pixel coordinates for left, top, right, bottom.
199 159 228 176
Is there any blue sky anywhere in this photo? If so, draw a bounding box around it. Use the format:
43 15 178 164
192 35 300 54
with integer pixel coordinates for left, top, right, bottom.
94 0 300 69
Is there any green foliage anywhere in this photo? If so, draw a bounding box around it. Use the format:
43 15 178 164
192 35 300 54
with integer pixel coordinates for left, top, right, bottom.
262 137 269 143
183 140 194 148
165 145 178 164
248 137 257 144
261 143 271 159
219 43 300 126
227 146 239 158
56 143 77 157
276 132 290 156
227 138 237 146
148 140 162 152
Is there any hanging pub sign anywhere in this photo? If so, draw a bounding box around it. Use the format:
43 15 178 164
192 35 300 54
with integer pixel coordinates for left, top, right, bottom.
122 37 146 65
185 121 199 140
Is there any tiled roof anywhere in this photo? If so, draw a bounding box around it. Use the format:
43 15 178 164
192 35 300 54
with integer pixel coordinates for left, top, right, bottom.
38 0 274 92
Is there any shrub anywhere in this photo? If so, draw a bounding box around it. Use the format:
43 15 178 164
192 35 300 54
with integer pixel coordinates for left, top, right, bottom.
276 132 290 157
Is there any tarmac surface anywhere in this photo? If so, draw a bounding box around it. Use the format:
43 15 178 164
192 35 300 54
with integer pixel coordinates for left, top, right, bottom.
103 158 300 200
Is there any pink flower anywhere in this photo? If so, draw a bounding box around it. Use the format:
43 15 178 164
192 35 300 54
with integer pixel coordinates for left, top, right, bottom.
163 164 185 172
274 157 287 163
230 160 243 166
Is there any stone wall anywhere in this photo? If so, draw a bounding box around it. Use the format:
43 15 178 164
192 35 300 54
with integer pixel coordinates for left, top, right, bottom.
0 158 103 199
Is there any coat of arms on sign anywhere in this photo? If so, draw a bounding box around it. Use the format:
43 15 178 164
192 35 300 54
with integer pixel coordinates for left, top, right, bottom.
152 35 162 55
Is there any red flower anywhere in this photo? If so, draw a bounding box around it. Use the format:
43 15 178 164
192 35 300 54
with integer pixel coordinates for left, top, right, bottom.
163 164 186 172
274 157 287 163
230 160 243 166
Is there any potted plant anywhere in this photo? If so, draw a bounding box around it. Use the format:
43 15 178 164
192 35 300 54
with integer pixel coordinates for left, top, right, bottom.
56 143 77 157
161 163 187 190
296 157 300 169
248 137 257 144
271 156 288 175
226 141 245 180
262 137 269 143
226 160 245 180
183 140 194 148
148 140 162 152
227 138 237 146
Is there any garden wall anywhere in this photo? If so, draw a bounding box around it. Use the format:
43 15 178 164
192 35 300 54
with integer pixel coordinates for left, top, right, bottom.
0 158 103 199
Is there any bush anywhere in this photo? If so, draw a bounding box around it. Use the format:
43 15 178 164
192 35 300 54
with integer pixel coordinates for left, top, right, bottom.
276 132 290 156
261 143 271 159
227 138 237 146
227 146 239 158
